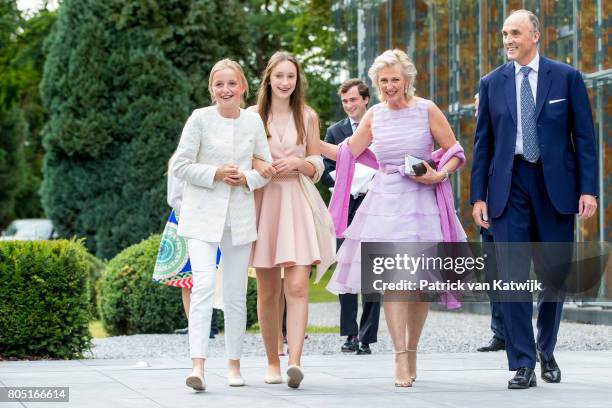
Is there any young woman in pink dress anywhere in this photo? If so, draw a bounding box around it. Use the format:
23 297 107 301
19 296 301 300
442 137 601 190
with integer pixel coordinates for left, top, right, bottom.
319 49 465 387
249 51 323 389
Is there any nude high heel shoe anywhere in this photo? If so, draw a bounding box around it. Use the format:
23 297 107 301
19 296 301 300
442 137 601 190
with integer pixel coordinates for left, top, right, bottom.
407 349 417 382
394 350 412 387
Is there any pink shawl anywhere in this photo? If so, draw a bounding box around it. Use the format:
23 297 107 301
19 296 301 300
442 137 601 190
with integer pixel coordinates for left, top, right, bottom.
329 142 466 241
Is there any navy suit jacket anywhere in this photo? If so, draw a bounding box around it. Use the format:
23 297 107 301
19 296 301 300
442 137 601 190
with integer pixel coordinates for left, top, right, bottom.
321 117 354 188
470 56 597 218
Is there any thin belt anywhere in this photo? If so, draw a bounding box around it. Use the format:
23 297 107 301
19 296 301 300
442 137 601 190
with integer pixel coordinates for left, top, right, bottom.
380 164 404 175
271 171 300 181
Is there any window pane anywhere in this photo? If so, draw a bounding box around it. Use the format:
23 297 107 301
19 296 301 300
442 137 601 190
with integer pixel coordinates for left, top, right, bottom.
432 1 449 110
541 0 575 65
577 0 597 73
414 0 431 99
604 0 612 69
481 0 506 74
459 1 480 105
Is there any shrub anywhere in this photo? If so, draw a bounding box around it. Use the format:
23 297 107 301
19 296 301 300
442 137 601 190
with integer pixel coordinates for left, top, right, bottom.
97 234 186 335
97 234 259 335
0 240 91 359
83 252 105 320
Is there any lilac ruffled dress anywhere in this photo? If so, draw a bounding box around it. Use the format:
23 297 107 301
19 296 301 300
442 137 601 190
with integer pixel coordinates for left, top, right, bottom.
327 99 467 294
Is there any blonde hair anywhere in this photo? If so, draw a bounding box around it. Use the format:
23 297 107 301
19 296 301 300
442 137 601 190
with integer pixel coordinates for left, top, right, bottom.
367 49 417 101
256 51 310 145
208 58 248 107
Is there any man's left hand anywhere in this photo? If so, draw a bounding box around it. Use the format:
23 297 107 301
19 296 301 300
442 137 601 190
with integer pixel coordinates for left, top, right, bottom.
578 194 597 220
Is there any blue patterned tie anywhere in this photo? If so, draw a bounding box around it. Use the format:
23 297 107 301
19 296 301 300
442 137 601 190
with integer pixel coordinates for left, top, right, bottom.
520 66 539 162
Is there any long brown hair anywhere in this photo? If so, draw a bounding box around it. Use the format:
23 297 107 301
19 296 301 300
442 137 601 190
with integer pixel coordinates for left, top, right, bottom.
256 51 308 145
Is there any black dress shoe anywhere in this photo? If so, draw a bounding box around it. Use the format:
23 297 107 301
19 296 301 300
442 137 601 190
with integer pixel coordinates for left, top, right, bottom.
477 336 505 352
341 336 358 352
538 351 561 383
356 342 371 355
508 367 537 389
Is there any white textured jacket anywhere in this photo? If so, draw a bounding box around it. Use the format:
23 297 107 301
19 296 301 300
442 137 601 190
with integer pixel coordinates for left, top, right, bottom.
167 154 184 214
174 106 272 245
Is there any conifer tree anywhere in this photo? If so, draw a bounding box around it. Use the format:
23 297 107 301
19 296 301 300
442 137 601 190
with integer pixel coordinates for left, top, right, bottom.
41 0 191 258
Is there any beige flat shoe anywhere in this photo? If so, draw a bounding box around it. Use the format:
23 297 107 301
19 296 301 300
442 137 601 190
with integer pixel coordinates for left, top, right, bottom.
228 375 245 387
186 370 206 391
264 374 282 384
286 365 304 389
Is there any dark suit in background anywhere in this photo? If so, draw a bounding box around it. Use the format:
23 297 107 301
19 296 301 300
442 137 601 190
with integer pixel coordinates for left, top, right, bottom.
322 117 380 346
481 227 505 346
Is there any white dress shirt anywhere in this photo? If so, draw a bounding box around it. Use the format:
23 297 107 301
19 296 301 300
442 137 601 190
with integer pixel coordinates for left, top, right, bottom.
514 52 539 155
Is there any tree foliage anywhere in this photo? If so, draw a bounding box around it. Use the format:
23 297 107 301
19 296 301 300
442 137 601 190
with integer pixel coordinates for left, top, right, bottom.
109 0 251 106
0 0 26 225
12 10 57 219
0 2 57 224
41 0 191 258
32 0 337 256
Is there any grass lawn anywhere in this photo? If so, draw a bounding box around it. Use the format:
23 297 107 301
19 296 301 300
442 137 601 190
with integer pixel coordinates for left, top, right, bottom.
89 321 108 339
247 323 339 334
309 265 337 303
89 320 338 337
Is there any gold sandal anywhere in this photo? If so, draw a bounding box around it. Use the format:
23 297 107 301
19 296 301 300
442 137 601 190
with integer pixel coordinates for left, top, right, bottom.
394 350 412 387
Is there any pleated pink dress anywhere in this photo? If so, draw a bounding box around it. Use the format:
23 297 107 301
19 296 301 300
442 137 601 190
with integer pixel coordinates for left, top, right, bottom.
250 113 321 268
328 99 457 293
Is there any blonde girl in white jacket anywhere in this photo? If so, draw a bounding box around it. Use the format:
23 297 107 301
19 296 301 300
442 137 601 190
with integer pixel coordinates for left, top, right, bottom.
173 59 274 391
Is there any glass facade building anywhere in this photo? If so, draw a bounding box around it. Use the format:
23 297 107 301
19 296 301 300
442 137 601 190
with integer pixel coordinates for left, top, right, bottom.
331 0 611 243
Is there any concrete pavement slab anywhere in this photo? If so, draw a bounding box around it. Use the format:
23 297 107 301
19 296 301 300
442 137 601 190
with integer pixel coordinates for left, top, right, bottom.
1 351 611 407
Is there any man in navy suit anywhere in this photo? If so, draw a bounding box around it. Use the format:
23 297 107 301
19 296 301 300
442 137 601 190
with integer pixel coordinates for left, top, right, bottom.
470 10 598 389
322 79 380 355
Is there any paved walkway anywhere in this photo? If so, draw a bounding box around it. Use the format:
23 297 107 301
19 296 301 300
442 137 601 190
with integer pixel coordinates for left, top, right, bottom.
1 350 611 407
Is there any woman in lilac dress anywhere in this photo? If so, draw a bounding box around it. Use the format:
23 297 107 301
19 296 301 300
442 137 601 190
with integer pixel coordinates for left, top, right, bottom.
319 49 465 387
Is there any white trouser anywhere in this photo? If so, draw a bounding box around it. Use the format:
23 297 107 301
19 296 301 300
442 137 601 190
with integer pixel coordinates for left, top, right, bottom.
188 228 250 359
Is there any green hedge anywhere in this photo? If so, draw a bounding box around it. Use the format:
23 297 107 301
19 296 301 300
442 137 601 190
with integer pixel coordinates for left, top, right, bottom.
0 240 92 359
97 234 259 335
97 234 187 335
83 252 105 319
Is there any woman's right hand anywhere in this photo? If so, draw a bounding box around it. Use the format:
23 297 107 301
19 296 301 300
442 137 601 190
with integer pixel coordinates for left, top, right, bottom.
215 165 240 181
